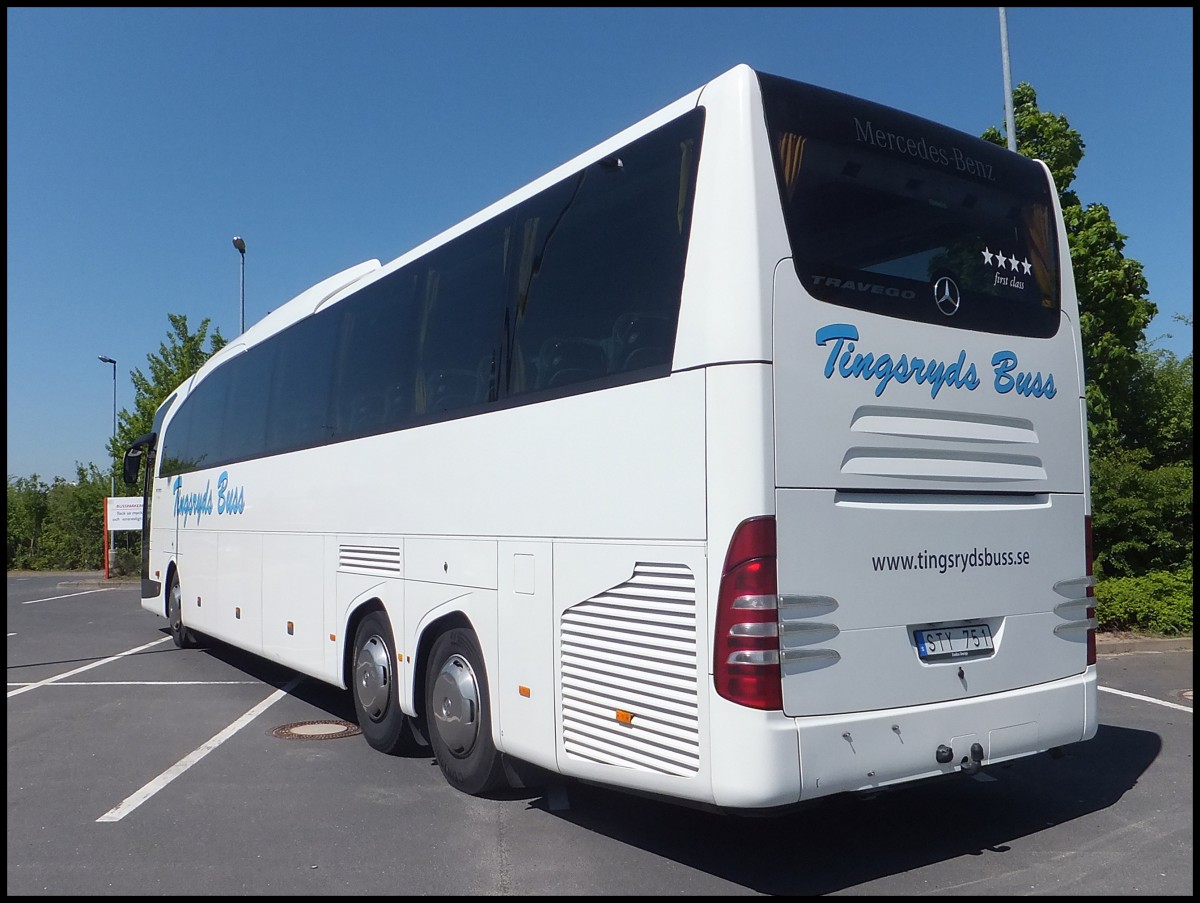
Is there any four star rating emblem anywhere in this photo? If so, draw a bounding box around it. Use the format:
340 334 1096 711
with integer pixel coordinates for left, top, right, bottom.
982 246 1032 275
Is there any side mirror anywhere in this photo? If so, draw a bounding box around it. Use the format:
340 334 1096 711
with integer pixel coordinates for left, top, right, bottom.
123 432 156 486
122 448 143 486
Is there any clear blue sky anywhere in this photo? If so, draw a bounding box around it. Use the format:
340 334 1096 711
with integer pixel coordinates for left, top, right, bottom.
7 8 1193 483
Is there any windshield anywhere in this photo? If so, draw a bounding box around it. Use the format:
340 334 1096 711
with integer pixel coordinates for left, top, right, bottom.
758 72 1061 338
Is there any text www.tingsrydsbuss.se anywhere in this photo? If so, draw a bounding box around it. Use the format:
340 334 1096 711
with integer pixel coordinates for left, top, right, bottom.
871 547 1032 575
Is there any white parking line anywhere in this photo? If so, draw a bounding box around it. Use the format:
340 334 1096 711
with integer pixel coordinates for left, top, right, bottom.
21 588 119 605
1100 685 1192 713
97 675 303 823
6 636 172 698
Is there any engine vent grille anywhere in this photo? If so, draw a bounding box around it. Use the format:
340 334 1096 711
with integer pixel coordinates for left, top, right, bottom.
338 544 401 577
560 562 699 777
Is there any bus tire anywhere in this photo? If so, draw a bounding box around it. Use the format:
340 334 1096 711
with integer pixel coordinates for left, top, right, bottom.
425 627 507 795
167 570 199 649
352 610 420 755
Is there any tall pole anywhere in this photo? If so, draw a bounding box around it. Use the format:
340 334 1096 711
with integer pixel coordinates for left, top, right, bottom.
999 8 1017 152
233 236 247 334
98 355 117 566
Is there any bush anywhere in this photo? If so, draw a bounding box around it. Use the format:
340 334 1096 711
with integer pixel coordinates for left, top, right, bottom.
1090 450 1193 579
111 547 141 577
1095 566 1193 635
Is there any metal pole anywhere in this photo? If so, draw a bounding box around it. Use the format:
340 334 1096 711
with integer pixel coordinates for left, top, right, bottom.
999 8 1017 152
110 361 116 502
233 236 247 334
98 356 117 567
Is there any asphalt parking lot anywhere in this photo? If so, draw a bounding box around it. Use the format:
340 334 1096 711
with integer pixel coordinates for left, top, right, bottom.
7 572 1193 896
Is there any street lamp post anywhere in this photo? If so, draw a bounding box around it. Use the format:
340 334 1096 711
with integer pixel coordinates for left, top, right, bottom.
232 236 246 334
98 355 117 570
999 8 1017 152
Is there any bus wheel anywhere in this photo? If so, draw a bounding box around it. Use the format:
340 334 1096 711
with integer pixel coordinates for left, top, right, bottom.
352 611 420 755
167 571 198 649
426 627 507 795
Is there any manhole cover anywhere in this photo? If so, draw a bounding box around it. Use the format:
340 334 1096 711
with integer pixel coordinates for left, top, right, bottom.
269 720 362 740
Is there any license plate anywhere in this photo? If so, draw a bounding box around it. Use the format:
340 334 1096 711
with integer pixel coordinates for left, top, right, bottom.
915 624 994 662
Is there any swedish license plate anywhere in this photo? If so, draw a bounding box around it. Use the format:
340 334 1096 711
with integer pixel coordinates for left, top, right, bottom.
915 624 994 662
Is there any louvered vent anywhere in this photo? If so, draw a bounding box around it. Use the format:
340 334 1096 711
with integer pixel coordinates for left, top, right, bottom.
338 544 401 577
560 561 699 777
844 406 1046 483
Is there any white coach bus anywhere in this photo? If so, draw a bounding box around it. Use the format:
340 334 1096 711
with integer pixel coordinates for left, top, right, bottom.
124 63 1096 812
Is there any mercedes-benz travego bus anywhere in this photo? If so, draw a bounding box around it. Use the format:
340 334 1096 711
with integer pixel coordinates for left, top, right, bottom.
124 63 1096 813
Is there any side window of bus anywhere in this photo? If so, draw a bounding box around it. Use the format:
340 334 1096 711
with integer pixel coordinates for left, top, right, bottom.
412 219 508 418
333 270 420 438
223 343 272 462
148 393 177 481
178 365 234 472
159 396 193 476
506 108 702 397
266 309 339 455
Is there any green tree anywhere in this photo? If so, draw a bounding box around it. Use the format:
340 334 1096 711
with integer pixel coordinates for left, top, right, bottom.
35 465 109 569
111 313 226 466
6 467 109 570
982 84 1157 454
1126 318 1192 468
7 474 50 568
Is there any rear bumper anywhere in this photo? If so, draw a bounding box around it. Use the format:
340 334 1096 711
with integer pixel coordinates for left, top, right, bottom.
793 665 1097 801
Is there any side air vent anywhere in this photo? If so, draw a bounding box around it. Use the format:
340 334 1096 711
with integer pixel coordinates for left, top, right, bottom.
840 447 1047 482
338 544 401 577
840 406 1047 484
850 406 1037 443
560 562 699 777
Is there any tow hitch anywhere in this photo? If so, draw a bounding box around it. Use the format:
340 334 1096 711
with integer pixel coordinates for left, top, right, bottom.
935 742 985 774
960 742 985 775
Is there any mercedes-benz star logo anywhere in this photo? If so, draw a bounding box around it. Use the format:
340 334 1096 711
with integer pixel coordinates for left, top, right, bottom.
933 276 961 317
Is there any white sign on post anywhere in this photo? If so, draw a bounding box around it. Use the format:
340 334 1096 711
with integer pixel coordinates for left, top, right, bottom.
106 497 144 531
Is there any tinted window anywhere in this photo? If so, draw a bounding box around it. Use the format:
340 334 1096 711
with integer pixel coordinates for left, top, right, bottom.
160 368 229 476
160 349 269 475
223 345 273 462
413 218 510 417
157 107 703 475
149 393 177 479
185 361 235 470
759 73 1060 338
507 109 703 396
266 308 340 455
159 393 192 477
332 269 421 438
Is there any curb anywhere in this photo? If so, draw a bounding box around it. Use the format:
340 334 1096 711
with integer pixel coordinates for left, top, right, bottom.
1096 635 1192 655
56 576 139 589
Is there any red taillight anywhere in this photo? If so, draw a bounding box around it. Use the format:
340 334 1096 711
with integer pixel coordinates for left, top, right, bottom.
1085 514 1096 665
714 516 782 711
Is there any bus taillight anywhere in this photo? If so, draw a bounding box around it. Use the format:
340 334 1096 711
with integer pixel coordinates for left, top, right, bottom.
1085 514 1096 666
714 516 782 711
